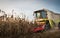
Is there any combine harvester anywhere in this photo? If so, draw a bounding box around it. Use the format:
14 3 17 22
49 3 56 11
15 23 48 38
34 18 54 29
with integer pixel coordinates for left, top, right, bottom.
32 9 60 32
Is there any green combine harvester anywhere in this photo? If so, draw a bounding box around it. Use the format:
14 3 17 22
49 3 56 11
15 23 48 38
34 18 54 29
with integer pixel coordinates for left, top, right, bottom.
32 9 60 32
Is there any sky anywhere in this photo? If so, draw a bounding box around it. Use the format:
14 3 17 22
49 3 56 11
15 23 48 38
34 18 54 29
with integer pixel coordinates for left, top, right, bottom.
0 0 60 20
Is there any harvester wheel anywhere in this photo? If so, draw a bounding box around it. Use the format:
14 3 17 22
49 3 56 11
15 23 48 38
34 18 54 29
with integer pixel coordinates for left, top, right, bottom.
45 20 51 31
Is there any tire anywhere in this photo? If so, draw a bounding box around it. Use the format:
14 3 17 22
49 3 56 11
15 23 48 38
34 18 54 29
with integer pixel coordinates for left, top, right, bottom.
45 20 51 30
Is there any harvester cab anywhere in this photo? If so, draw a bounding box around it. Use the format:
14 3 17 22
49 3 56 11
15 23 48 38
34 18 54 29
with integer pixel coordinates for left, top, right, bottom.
32 10 51 32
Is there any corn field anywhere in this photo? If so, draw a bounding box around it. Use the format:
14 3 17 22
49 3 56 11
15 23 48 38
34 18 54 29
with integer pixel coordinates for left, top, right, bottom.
0 19 60 38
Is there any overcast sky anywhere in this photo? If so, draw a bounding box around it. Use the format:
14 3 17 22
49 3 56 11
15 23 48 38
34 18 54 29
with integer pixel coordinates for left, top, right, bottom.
0 0 60 20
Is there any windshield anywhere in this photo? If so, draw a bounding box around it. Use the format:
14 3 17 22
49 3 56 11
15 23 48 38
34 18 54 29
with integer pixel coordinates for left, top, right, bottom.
35 11 47 18
37 13 40 18
41 11 47 18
